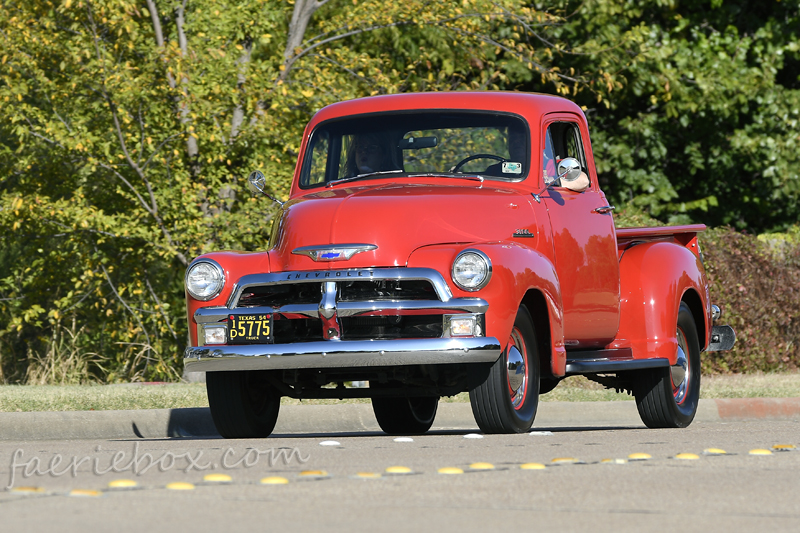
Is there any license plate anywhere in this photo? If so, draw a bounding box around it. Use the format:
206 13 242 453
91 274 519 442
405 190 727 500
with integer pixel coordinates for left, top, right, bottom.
228 314 273 344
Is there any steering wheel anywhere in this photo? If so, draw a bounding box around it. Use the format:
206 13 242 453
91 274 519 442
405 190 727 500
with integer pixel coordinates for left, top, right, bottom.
450 153 506 173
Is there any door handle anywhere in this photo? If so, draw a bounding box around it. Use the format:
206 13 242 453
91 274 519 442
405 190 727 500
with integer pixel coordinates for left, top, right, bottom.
593 205 615 214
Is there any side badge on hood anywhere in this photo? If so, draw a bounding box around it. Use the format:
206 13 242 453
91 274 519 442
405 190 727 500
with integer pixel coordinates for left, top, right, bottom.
293 244 378 262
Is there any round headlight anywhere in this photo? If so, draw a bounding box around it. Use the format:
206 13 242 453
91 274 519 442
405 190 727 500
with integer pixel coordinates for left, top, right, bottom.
452 250 492 291
186 260 225 301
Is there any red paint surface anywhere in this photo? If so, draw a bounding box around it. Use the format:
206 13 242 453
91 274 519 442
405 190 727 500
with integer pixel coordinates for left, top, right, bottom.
186 92 712 375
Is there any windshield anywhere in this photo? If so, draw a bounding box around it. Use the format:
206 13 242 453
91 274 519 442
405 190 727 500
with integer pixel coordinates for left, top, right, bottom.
300 111 530 188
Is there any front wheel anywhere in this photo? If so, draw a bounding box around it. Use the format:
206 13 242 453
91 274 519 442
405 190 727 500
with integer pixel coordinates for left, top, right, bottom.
634 302 701 428
206 370 281 438
469 305 540 433
371 391 439 435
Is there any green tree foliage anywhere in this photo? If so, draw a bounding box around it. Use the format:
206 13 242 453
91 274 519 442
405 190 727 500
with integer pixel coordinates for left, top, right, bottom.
0 0 619 382
523 0 800 231
3 0 797 383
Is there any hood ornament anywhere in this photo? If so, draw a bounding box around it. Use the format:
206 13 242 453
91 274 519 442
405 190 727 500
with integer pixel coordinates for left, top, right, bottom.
293 244 378 262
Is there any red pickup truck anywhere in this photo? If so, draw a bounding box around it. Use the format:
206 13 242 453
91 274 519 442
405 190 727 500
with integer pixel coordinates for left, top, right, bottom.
183 92 735 438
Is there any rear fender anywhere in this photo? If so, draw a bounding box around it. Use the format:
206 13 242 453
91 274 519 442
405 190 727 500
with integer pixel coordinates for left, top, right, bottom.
407 242 566 376
610 241 710 364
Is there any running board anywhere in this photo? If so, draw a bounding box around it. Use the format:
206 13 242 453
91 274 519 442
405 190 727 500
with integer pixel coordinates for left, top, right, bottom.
565 349 669 375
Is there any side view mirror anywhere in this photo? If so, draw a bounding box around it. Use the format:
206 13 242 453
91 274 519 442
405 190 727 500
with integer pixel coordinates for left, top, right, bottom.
247 171 285 207
557 157 582 182
533 157 586 203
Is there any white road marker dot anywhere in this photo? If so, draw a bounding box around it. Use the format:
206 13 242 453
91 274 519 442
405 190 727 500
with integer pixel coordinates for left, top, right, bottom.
319 440 341 446
463 433 484 439
529 431 553 436
393 437 414 443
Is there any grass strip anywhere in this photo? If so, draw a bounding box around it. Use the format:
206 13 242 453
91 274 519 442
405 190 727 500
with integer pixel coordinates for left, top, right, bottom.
0 373 797 412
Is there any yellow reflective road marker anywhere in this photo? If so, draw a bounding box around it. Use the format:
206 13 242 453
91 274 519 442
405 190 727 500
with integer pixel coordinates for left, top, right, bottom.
628 453 652 461
551 457 579 464
260 476 289 485
772 444 796 451
203 473 232 483
520 463 546 470
749 449 773 456
354 472 382 479
299 470 328 477
675 453 700 460
166 482 195 491
703 448 727 455
469 462 495 470
10 486 46 494
438 467 464 474
69 489 102 497
385 466 413 474
108 479 138 489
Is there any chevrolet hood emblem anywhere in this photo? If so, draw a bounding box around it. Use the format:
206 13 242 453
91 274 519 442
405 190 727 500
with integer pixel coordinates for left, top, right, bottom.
292 244 378 262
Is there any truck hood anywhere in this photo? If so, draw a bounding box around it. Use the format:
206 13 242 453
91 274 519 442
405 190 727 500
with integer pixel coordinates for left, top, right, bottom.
269 182 536 271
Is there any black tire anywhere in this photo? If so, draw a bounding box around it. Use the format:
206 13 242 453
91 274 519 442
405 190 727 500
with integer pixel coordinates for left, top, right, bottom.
206 370 281 438
371 389 439 435
634 302 701 428
539 378 560 395
469 305 540 433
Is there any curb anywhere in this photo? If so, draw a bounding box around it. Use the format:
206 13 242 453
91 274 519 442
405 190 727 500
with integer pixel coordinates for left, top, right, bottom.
0 398 798 442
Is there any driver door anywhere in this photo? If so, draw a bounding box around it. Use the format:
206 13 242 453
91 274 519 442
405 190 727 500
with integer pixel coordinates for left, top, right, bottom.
541 116 620 348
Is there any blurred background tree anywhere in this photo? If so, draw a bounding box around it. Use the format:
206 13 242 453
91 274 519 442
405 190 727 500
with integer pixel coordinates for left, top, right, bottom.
1 0 798 382
0 0 628 382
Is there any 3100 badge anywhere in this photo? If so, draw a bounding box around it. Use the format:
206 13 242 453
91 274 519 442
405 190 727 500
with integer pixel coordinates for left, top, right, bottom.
228 314 273 344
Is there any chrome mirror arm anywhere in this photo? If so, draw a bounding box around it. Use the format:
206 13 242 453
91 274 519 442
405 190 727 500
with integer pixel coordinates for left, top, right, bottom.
247 171 285 207
532 157 582 203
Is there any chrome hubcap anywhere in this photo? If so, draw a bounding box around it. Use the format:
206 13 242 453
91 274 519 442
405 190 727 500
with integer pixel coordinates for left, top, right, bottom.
671 328 689 404
506 329 528 410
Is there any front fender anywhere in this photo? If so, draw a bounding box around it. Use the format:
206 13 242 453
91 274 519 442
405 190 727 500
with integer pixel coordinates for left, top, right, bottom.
185 251 271 345
610 241 710 364
407 242 565 375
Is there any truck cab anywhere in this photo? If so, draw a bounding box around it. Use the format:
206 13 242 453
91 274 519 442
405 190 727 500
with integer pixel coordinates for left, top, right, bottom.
184 92 735 438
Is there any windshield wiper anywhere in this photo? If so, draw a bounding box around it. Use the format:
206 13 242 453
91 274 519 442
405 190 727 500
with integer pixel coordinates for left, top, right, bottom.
325 170 405 188
406 172 485 183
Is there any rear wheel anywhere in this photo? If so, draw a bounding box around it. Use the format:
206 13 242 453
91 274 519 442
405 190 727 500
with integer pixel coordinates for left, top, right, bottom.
371 391 439 435
634 302 701 428
206 370 281 438
469 305 540 433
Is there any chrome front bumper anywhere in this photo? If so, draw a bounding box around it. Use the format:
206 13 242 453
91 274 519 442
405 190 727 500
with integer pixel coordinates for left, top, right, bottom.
184 337 502 373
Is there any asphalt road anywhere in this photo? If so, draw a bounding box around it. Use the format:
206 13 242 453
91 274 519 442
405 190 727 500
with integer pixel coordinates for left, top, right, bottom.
1 408 798 532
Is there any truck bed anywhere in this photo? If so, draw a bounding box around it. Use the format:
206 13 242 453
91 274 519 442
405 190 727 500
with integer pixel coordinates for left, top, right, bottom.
616 224 706 257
